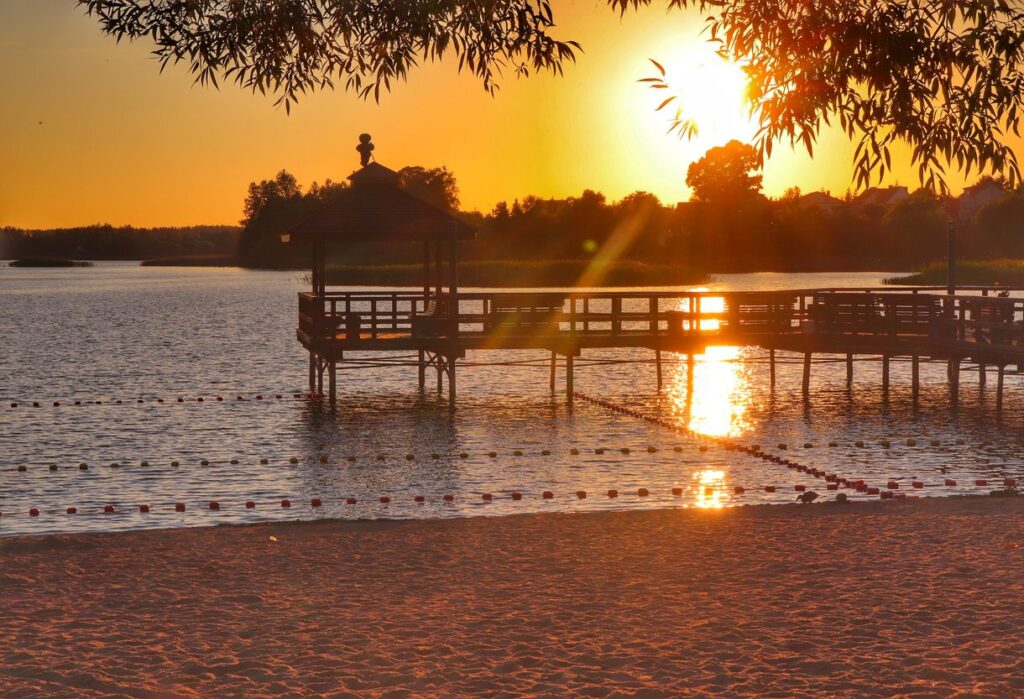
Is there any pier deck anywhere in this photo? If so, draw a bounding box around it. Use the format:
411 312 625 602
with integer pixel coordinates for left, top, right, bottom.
297 287 1024 407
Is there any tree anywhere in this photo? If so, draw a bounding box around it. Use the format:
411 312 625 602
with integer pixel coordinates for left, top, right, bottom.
686 141 763 204
241 170 302 227
398 166 460 211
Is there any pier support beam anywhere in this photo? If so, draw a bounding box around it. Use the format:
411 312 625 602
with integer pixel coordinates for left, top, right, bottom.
308 352 316 392
328 359 337 410
769 349 776 388
882 354 890 394
979 363 987 387
418 350 426 390
686 354 695 393
802 352 811 395
566 351 574 400
950 357 960 406
846 353 854 389
549 351 557 392
997 364 1006 411
447 355 456 406
655 350 663 391
911 354 920 403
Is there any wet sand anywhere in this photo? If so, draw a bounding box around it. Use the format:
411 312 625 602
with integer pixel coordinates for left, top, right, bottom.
2 497 1023 697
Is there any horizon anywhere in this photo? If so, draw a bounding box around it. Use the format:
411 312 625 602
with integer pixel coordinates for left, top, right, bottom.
0 1 997 230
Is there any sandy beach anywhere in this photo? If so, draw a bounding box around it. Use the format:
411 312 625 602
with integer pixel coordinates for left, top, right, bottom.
2 497 1023 697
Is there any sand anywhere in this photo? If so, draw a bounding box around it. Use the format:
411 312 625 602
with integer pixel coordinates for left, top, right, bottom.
2 497 1023 698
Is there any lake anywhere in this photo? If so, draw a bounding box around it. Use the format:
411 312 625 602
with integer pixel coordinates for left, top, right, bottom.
2 263 1022 535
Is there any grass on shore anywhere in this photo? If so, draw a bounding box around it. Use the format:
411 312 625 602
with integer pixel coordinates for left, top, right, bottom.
885 260 1024 286
141 254 239 267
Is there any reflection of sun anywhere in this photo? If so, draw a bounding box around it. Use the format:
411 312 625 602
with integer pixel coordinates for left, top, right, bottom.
694 469 726 509
667 294 751 438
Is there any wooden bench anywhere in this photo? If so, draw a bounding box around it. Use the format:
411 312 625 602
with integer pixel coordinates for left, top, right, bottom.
880 295 944 337
411 297 450 338
485 293 566 334
810 293 885 335
724 293 797 334
962 296 1020 347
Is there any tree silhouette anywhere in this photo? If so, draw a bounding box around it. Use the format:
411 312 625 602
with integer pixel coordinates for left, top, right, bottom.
686 141 762 204
398 166 460 211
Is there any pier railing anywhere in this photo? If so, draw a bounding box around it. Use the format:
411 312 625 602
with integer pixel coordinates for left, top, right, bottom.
299 287 1024 355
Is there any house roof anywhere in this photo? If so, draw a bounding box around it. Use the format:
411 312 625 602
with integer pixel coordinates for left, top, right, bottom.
286 162 476 244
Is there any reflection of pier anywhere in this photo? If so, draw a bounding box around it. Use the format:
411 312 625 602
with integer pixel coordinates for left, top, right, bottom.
297 286 1024 408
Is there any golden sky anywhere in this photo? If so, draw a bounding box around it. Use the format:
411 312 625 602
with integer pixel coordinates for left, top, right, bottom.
0 0 987 229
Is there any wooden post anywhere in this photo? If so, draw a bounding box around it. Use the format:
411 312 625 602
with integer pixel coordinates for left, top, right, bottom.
769 348 776 388
448 355 456 406
979 362 987 387
846 353 854 388
997 364 1006 411
418 350 426 390
686 353 695 394
437 355 444 395
950 357 960 406
316 357 323 394
566 350 574 400
655 350 663 391
308 352 316 391
882 354 890 393
911 354 920 402
549 351 556 392
802 352 811 395
328 359 337 410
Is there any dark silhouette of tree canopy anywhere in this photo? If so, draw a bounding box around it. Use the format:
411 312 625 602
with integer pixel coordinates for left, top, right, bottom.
398 166 460 211
80 1 1024 191
685 140 762 203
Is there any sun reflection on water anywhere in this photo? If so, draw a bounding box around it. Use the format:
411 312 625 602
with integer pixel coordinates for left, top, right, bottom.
693 469 726 509
667 295 752 438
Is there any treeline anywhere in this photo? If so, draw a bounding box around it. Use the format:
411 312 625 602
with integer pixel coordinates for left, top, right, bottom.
0 225 240 261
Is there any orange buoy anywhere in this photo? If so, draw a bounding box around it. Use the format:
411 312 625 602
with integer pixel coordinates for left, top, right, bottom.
175 503 186 512
976 479 988 487
289 457 298 464
637 487 649 497
197 397 204 403
541 450 551 456
281 499 291 508
103 504 115 513
734 486 745 494
1005 478 1018 487
487 451 497 458
826 484 838 491
542 491 554 499
245 501 256 508
513 450 523 456
217 396 223 401
406 454 415 461
795 485 806 492
312 498 323 507
66 507 77 515
765 485 776 493
887 481 899 490
260 458 269 465
209 501 220 510
17 465 27 472
379 496 391 503
576 490 587 499
912 481 924 489
704 486 714 496
672 487 683 496
256 395 263 400
880 491 894 499
607 489 618 498
443 494 454 502
570 448 579 455
414 495 425 503
53 401 60 407
140 504 150 513
177 397 184 403
230 459 239 465
29 508 39 517
866 487 880 495
511 492 522 501
482 493 493 501
944 479 957 487
200 459 209 466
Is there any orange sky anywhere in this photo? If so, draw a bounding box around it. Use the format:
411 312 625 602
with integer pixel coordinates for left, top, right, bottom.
0 0 991 229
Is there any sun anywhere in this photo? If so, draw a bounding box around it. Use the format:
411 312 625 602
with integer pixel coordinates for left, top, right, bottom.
651 43 757 151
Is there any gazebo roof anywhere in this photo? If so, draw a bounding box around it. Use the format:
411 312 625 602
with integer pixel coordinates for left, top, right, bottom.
286 161 476 244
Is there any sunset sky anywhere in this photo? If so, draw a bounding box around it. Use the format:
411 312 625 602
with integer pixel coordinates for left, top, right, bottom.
0 1 989 229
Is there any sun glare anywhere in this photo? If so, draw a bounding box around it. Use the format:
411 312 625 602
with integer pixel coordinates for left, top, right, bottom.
663 45 756 148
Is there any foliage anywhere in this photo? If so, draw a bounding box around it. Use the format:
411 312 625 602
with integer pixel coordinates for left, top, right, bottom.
77 0 580 111
0 225 239 261
635 1 1024 193
81 1 1024 192
685 140 763 203
886 259 1024 286
398 166 460 211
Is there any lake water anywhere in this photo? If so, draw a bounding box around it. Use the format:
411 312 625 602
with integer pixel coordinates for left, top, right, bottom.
2 263 1023 536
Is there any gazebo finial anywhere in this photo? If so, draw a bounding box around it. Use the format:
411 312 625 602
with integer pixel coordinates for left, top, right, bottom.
357 133 375 167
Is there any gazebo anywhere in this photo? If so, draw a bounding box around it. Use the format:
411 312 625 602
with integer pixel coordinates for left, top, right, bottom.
285 137 476 407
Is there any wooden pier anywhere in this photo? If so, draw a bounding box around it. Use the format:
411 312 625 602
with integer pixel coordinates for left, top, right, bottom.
297 286 1024 408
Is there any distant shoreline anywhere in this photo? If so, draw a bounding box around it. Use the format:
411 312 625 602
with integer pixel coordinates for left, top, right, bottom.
886 259 1024 286
9 257 92 268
